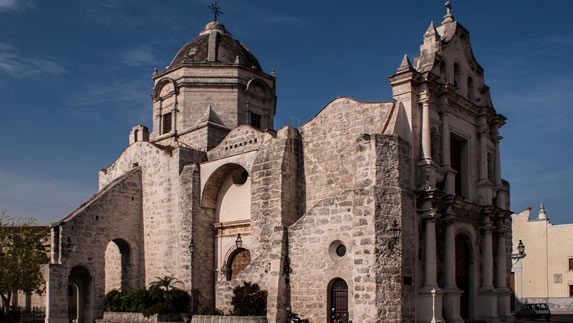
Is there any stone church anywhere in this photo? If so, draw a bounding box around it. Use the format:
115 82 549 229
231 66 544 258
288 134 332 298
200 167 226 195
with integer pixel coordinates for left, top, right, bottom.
44 4 513 323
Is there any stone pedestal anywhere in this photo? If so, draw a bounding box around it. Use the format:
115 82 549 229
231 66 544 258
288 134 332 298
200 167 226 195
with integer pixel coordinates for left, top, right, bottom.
477 288 500 322
442 288 464 323
418 288 445 323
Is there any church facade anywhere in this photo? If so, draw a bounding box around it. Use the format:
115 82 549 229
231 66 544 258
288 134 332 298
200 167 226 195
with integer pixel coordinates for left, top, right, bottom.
44 5 513 323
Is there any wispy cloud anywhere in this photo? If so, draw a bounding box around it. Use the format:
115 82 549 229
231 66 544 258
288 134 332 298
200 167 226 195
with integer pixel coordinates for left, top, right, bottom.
67 78 151 125
0 0 35 11
122 46 155 67
0 42 66 78
0 170 94 224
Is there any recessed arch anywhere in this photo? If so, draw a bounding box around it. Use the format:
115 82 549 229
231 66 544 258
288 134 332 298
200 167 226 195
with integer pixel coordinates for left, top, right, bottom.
201 163 250 210
152 77 178 100
69 265 91 323
105 238 132 292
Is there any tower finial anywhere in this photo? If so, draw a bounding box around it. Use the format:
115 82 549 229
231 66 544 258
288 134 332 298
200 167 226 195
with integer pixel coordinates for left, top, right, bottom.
208 1 223 22
443 1 454 23
538 202 548 220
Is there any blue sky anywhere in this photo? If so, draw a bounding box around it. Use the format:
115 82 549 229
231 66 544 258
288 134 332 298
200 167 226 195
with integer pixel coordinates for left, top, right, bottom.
0 0 572 225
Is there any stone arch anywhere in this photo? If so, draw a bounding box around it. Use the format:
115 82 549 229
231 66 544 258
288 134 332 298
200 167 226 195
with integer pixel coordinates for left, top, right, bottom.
327 278 349 323
199 163 252 307
152 77 178 100
68 265 92 323
245 78 272 97
202 163 250 211
104 238 132 292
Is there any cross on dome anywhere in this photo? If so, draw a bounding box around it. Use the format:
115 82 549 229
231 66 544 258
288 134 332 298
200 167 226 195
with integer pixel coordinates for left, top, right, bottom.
208 1 223 22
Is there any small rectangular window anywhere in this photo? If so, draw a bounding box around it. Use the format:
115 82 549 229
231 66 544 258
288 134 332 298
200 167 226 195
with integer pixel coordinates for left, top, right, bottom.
250 112 261 129
162 112 172 134
450 135 467 197
569 258 573 271
569 285 573 297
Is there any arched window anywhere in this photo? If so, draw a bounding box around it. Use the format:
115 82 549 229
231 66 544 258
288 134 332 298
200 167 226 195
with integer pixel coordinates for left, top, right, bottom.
134 129 139 142
227 249 251 280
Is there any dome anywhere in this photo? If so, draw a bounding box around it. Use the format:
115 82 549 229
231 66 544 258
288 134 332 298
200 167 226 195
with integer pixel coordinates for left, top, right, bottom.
168 22 262 71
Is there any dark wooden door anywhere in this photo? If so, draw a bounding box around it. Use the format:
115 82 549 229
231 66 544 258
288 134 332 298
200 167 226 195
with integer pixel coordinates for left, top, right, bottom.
330 279 349 323
456 234 471 319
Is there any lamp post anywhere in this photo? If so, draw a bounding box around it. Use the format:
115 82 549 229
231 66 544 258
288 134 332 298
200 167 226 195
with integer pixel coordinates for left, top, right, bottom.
235 233 243 249
188 239 195 314
511 239 526 264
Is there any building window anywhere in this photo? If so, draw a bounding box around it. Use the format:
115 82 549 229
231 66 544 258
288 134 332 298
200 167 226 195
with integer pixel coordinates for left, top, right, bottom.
162 112 172 134
450 135 467 197
227 249 251 280
569 285 573 297
467 77 474 100
569 258 573 271
453 63 461 88
250 112 261 129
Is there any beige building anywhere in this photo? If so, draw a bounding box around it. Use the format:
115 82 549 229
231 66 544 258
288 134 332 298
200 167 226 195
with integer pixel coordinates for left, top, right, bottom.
512 204 573 312
44 4 513 323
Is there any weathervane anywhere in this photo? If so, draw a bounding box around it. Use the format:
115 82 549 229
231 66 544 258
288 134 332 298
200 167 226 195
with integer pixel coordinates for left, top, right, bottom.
208 1 223 22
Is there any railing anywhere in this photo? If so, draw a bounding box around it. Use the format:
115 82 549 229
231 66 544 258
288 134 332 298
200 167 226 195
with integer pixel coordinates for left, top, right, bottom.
0 306 45 323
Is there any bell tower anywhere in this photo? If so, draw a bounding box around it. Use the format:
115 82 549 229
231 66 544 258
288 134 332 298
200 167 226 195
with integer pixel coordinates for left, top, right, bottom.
149 21 276 150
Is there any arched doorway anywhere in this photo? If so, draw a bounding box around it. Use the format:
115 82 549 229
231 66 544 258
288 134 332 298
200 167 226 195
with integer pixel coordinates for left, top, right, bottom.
69 266 91 323
455 234 472 319
328 278 348 323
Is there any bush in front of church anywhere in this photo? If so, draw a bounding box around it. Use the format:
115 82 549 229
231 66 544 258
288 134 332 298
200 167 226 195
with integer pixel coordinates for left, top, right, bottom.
231 282 267 316
104 287 190 316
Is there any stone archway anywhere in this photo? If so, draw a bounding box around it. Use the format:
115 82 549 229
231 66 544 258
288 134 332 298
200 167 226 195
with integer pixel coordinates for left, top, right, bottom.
68 266 91 323
455 233 472 319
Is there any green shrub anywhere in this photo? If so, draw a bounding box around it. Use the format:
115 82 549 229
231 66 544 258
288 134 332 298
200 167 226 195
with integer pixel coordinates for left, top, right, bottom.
104 289 123 312
103 283 191 317
231 282 267 316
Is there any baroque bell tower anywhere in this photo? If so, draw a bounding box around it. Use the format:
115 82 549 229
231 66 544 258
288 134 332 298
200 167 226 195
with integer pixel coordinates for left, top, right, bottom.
149 17 276 150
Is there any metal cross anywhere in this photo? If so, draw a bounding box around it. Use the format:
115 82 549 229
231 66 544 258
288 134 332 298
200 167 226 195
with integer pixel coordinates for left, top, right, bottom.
208 1 223 22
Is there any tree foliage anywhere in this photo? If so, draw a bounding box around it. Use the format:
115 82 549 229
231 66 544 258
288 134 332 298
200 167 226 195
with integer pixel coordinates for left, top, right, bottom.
0 211 49 314
231 282 267 316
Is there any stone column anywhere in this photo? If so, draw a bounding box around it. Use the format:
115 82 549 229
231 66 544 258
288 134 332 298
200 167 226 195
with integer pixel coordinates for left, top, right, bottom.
478 216 498 319
424 219 438 287
495 222 511 319
441 110 455 195
442 212 463 323
418 201 444 322
482 227 494 289
421 95 432 163
493 134 506 208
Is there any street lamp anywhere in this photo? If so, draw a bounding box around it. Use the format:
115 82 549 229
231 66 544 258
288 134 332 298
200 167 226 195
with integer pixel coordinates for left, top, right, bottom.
511 239 526 264
387 219 401 253
235 233 243 249
188 239 195 255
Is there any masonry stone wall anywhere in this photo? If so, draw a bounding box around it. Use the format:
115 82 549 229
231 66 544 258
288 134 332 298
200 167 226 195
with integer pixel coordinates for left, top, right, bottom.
373 135 415 322
299 98 394 212
48 168 144 322
98 142 204 291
